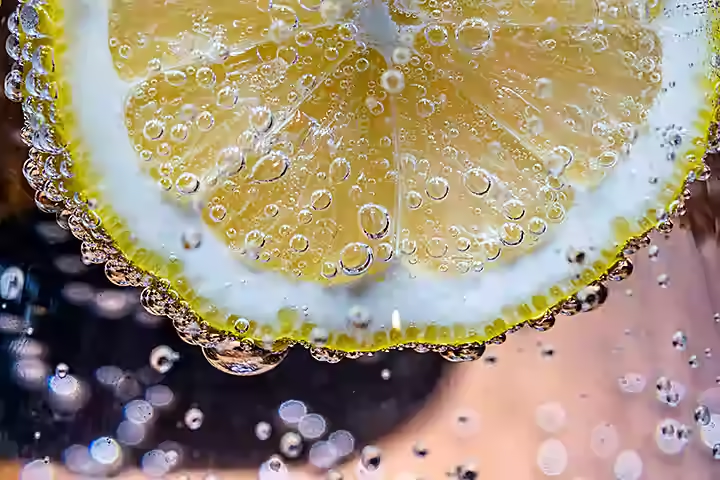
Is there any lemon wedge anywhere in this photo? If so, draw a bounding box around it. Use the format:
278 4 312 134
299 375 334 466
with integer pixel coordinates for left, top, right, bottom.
4 0 717 356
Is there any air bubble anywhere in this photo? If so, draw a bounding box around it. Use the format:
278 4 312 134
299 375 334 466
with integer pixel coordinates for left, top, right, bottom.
358 204 390 239
380 69 405 94
455 18 492 55
143 120 164 141
251 151 290 182
176 172 200 194
463 168 491 196
424 24 449 46
426 176 450 200
340 243 373 276
184 407 204 430
416 98 435 117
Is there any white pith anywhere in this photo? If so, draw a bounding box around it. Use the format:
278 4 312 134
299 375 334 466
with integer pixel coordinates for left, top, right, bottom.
61 0 709 335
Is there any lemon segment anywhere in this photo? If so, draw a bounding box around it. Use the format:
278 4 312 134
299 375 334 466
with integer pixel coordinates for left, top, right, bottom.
9 0 716 350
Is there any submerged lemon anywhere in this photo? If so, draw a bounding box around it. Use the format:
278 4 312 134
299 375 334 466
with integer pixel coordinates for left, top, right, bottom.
4 0 717 355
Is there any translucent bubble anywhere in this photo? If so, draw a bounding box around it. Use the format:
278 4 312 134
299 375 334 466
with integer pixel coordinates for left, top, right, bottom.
145 385 174 407
613 450 643 480
280 431 303 458
416 98 435 118
455 18 492 55
55 363 69 378
329 157 351 183
311 189 333 210
123 400 154 426
89 437 121 465
463 168 491 196
250 106 274 132
143 119 164 141
256 421 272 441
259 456 288 480
290 234 310 253
358 204 390 239
141 450 171 477
340 242 373 276
20 458 53 480
535 402 566 433
196 111 215 131
279 399 307 425
329 430 355 457
360 445 381 471
590 423 619 458
426 176 449 200
392 46 411 64
380 69 405 94
0 266 24 301
150 345 180 374
251 151 290 182
424 24 448 46
196 67 216 87
116 420 145 446
175 172 200 194
536 439 567 476
655 419 686 455
535 78 553 99
700 414 720 449
309 441 339 469
217 146 246 177
234 317 250 334
672 330 687 350
298 413 327 440
618 373 646 393
184 407 204 430
217 86 239 109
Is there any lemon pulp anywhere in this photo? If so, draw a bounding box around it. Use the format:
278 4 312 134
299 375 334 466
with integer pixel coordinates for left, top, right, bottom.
8 0 716 350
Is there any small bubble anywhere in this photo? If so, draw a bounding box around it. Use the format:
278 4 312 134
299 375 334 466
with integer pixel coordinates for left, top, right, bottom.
149 345 180 374
412 441 428 457
184 407 204 430
381 368 391 380
426 176 449 200
689 355 700 369
233 317 250 334
298 413 327 440
416 98 435 118
693 405 711 426
535 402 566 433
360 445 381 471
251 151 290 182
176 172 200 194
657 273 670 287
671 331 687 350
340 243 373 276
380 69 405 94
55 363 69 379
256 421 272 440
358 204 390 240
280 431 303 458
424 24 448 46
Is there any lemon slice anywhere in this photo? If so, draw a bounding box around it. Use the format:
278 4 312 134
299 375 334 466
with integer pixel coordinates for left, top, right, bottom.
5 0 716 356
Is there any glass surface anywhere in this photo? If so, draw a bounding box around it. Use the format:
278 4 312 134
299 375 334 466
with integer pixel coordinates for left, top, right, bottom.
2 0 720 479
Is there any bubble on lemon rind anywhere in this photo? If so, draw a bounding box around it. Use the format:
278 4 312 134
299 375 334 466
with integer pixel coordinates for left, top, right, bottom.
7 0 717 358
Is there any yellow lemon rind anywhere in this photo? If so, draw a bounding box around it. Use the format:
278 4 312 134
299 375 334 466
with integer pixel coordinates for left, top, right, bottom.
6 0 717 357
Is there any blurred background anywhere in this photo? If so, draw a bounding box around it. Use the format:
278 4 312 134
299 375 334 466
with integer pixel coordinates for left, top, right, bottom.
4 0 720 479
